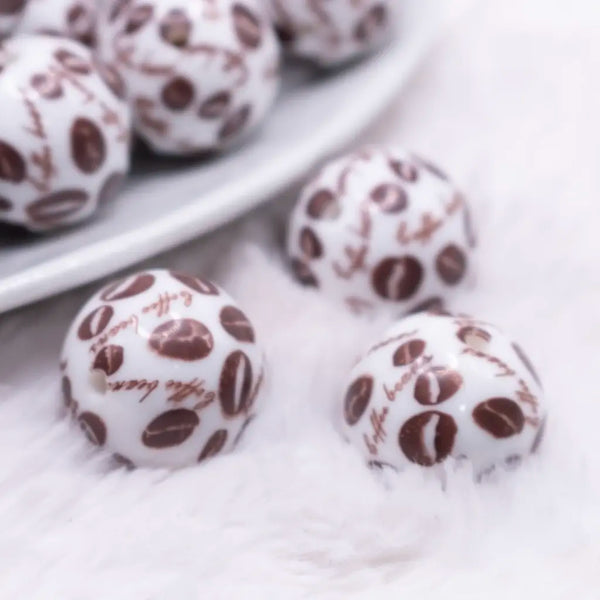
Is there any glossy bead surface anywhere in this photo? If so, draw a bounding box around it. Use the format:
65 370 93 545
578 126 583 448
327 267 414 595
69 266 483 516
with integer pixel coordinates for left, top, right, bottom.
96 0 281 156
0 35 130 231
61 269 266 469
287 146 476 316
267 0 393 67
340 312 546 475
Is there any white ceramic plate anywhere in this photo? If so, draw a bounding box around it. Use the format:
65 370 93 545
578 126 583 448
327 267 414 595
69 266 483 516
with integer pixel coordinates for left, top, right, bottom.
0 0 446 314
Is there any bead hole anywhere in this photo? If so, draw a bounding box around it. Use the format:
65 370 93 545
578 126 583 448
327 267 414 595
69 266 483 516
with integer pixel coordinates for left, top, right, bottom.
89 369 107 395
463 331 490 352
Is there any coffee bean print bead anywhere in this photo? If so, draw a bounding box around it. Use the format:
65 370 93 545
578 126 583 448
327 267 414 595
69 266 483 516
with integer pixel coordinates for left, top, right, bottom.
61 269 266 469
288 146 475 316
96 0 280 156
0 35 130 232
266 0 393 67
340 312 547 477
13 0 98 45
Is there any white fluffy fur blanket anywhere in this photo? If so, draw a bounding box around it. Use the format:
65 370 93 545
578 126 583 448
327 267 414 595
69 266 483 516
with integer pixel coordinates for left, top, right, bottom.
1 1 599 597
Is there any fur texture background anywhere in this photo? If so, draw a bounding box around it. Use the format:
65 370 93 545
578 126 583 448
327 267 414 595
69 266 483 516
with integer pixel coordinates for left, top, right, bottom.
1 0 599 597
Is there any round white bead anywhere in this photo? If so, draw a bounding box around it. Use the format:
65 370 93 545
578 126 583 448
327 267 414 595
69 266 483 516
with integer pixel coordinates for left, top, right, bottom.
96 0 281 156
267 0 393 67
61 269 266 469
340 312 546 476
0 35 130 231
287 146 476 316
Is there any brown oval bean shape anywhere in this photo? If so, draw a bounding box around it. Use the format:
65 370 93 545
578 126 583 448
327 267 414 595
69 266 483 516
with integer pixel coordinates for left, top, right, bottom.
393 339 426 367
78 305 114 340
414 367 463 405
399 411 457 466
78 411 107 446
100 273 155 301
142 409 199 448
344 375 373 426
220 306 255 343
219 351 253 417
198 429 228 461
149 319 214 361
372 256 423 301
472 398 525 438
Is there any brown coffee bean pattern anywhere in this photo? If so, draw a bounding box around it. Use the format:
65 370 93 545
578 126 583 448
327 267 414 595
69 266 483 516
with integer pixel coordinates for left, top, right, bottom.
97 172 126 205
62 375 73 408
95 61 126 100
149 319 214 361
71 118 106 174
436 244 467 285
54 48 91 74
161 76 194 111
78 411 107 446
125 3 154 34
306 189 339 219
399 411 457 466
93 345 124 376
198 429 228 462
31 73 63 99
393 339 426 367
370 183 407 213
0 197 12 211
67 3 95 45
472 397 525 438
78 305 114 340
354 4 387 42
290 258 318 287
344 375 373 426
299 227 323 259
220 306 255 343
414 367 463 405
0 0 25 15
170 271 219 295
160 8 191 47
100 273 155 301
232 3 262 49
390 160 418 182
109 0 131 22
512 343 542 387
198 91 231 119
219 105 251 141
0 140 26 183
141 409 199 448
372 256 423 301
219 350 253 417
26 189 89 226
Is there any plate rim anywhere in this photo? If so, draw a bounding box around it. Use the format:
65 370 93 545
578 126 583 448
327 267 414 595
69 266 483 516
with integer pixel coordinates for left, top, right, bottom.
0 4 447 314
